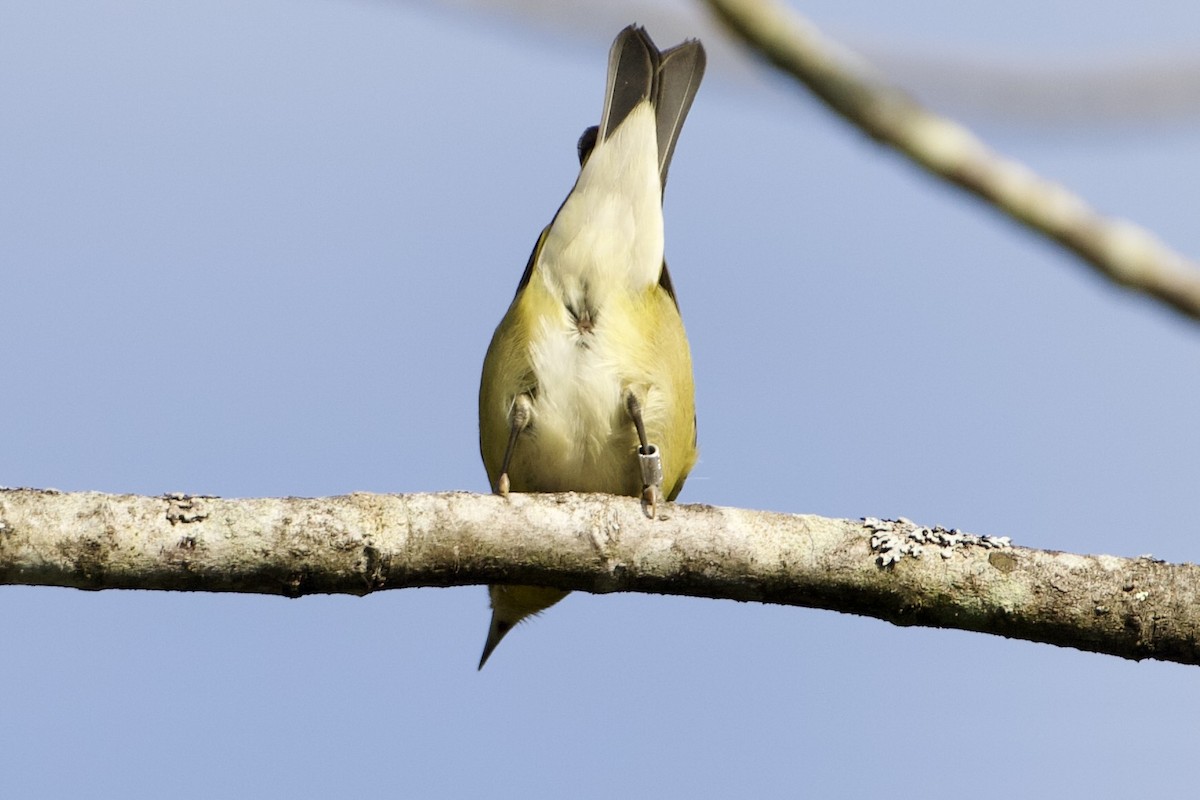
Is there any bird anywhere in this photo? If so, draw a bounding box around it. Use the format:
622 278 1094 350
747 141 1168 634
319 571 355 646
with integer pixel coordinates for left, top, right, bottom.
477 24 705 669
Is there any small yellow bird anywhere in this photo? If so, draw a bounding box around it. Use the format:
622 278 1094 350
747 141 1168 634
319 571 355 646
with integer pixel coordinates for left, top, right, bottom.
477 25 705 668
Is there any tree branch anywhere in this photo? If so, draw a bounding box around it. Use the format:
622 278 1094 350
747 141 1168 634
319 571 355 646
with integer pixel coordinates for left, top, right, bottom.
703 0 1200 322
2 488 1196 665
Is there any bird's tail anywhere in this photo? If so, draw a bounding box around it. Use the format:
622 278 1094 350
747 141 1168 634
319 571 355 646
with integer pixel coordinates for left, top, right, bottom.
598 25 707 189
478 585 570 669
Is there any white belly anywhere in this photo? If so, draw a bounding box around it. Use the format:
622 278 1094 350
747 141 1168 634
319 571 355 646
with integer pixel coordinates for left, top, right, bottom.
520 311 639 494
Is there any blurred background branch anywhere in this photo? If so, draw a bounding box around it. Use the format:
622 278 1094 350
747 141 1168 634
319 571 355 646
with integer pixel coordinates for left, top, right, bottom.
703 0 1200 320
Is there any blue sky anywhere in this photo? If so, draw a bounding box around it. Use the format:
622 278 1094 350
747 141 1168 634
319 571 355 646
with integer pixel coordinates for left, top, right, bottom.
4 1 1200 797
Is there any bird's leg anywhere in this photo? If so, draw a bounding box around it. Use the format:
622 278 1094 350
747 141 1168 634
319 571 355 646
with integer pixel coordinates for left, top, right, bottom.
497 393 533 495
624 389 663 518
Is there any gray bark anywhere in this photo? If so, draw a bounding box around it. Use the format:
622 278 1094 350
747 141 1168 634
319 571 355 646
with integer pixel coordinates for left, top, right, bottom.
1 488 1196 665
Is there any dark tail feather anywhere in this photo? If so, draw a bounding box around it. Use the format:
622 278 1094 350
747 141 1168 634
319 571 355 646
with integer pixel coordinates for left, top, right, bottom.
599 26 657 144
598 26 707 190
653 39 706 188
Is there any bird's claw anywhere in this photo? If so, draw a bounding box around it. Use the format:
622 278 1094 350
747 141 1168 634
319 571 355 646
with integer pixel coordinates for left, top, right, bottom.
641 483 660 518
